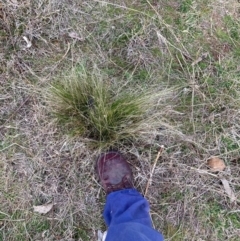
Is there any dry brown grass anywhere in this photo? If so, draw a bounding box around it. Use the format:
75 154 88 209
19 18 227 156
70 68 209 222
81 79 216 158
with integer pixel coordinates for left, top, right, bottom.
1 0 240 240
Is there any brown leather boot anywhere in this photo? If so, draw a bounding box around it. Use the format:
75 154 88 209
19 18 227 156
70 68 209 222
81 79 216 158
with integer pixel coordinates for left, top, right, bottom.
97 151 134 194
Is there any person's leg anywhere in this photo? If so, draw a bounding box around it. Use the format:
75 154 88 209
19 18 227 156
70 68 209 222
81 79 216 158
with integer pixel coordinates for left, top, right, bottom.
104 188 152 227
97 151 164 241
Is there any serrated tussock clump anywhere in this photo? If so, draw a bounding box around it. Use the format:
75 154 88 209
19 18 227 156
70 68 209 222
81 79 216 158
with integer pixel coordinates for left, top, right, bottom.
49 65 170 146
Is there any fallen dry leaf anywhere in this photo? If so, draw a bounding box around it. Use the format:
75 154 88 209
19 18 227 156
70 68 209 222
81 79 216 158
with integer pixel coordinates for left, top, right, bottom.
68 32 84 41
33 203 53 214
23 36 32 48
207 157 226 171
221 178 236 203
97 230 108 241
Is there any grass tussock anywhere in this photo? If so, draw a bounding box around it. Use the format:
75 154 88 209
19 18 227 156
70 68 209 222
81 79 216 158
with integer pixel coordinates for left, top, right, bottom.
49 65 170 146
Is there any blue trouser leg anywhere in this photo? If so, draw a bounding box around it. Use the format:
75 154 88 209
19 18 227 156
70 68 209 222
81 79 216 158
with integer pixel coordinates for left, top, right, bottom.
103 188 164 241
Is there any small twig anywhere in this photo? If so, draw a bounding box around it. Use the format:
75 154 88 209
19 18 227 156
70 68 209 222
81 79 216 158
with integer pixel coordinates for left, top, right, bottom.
45 42 71 80
0 95 32 129
144 145 164 196
1 219 26 222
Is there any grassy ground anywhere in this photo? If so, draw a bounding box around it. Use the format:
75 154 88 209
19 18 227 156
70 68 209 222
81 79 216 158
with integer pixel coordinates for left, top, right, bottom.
1 0 240 240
